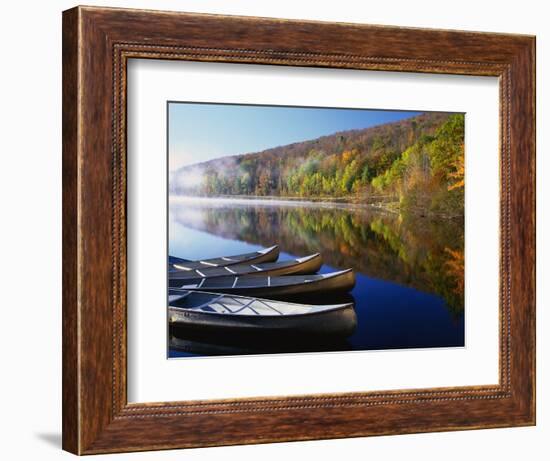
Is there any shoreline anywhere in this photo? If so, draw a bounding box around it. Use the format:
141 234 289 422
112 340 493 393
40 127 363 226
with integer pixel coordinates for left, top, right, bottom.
169 195 463 219
172 195 406 214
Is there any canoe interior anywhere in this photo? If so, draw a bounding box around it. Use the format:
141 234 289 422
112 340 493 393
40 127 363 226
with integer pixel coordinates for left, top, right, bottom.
169 291 352 316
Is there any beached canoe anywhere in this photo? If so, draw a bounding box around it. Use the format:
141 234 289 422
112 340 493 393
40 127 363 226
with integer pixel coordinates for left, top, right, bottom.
168 290 357 337
168 253 322 280
168 245 279 271
168 269 355 297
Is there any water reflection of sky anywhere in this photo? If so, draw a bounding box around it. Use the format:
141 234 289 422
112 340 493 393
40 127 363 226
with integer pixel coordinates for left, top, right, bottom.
169 199 464 358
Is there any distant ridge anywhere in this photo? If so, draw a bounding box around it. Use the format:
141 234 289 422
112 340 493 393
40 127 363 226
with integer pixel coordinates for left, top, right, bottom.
175 112 448 171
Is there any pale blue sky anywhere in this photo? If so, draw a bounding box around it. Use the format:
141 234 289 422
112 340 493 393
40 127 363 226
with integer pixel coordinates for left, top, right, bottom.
168 102 422 171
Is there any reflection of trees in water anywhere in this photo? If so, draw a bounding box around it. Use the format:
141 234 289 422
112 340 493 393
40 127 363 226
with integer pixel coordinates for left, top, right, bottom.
172 202 464 313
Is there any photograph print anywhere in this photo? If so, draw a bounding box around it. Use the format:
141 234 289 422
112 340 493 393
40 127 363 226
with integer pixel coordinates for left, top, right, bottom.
167 102 465 358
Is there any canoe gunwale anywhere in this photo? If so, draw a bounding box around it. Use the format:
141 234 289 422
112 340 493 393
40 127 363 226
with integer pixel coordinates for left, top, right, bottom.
168 302 354 319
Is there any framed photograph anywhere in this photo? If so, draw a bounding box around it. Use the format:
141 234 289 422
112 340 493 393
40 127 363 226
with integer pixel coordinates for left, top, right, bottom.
62 6 535 454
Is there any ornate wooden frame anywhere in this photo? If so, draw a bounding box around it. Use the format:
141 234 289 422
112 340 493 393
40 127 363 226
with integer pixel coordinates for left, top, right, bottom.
62 5 536 454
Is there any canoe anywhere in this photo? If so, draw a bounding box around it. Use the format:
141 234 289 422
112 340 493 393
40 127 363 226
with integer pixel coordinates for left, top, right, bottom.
168 245 279 271
168 290 357 337
168 253 322 280
168 269 355 297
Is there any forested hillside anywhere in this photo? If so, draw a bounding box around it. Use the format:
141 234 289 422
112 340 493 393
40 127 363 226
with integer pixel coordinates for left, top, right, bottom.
171 112 465 217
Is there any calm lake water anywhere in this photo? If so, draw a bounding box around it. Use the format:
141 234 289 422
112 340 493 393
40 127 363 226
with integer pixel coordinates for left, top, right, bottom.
168 197 464 357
